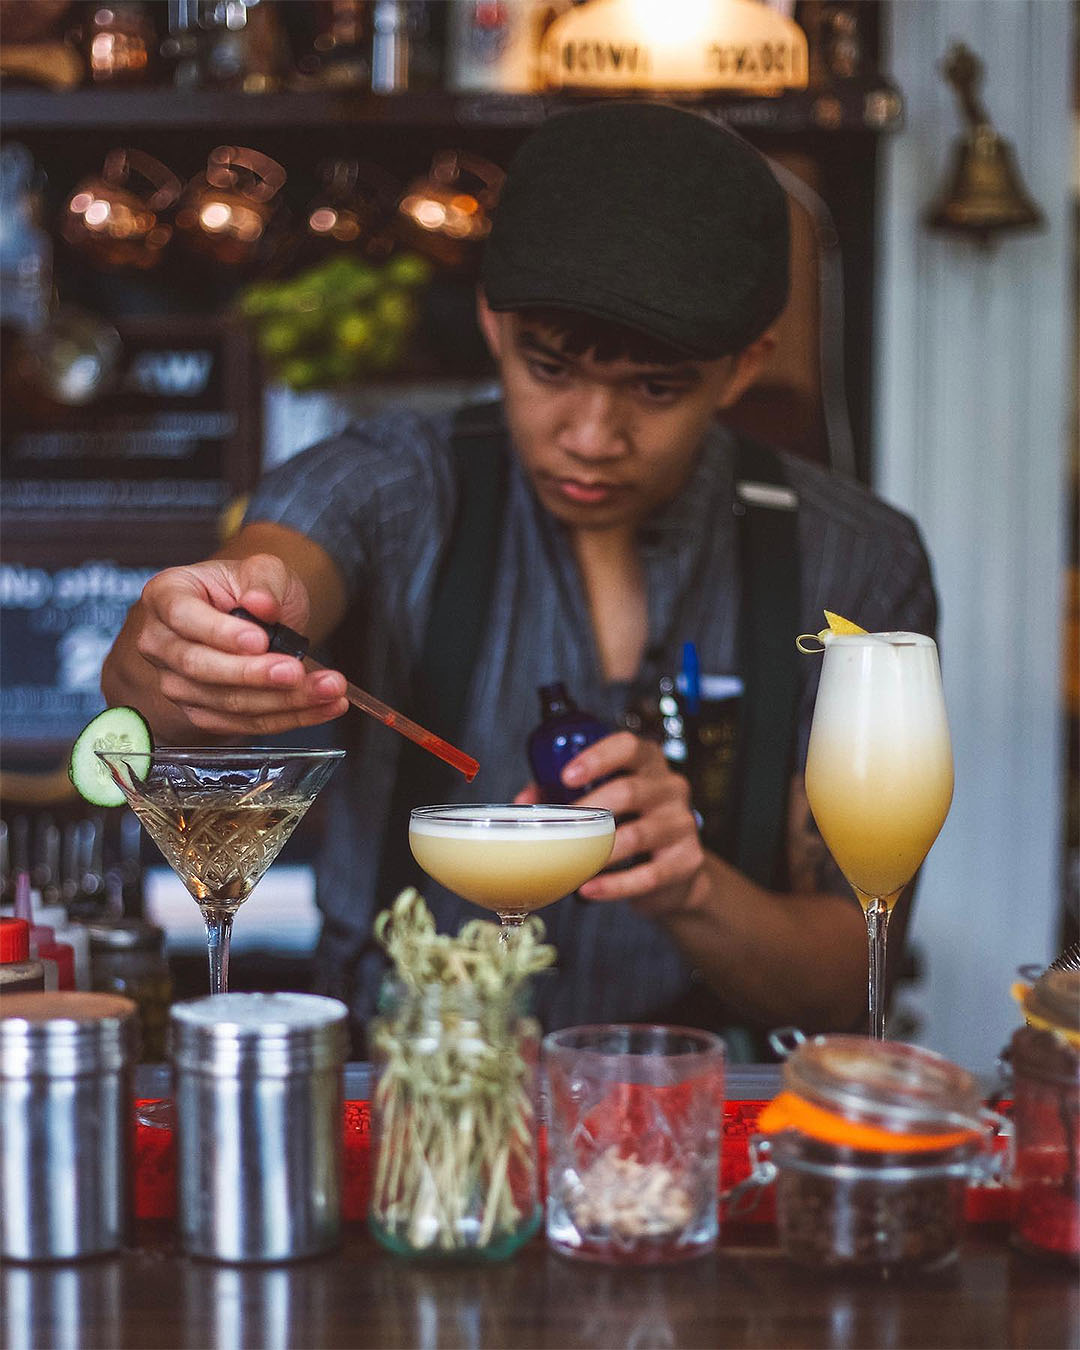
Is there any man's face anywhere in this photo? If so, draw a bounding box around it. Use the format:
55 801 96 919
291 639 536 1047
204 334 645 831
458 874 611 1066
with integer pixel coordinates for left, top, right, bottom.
478 305 747 535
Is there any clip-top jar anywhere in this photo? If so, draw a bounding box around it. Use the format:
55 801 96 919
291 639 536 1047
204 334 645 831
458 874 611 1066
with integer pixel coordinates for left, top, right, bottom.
1 991 139 1260
170 992 349 1263
1005 967 1080 1263
733 1034 1002 1274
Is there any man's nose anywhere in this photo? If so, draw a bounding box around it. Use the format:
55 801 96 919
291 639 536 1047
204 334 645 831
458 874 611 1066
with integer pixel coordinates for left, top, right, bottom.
560 388 628 460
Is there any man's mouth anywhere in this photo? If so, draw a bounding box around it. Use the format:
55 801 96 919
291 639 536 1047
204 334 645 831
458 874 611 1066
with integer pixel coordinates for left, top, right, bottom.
553 477 622 505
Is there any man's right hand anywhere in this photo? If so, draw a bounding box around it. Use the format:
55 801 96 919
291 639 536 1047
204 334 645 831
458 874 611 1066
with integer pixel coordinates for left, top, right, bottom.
101 550 349 743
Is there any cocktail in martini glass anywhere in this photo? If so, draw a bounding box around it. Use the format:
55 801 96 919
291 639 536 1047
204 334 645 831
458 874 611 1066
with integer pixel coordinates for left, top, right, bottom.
97 745 342 1130
98 747 344 995
408 804 615 928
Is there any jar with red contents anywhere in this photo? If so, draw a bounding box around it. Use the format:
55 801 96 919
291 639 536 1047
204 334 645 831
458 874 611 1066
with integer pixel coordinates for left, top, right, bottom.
1004 968 1080 1263
730 1034 1005 1275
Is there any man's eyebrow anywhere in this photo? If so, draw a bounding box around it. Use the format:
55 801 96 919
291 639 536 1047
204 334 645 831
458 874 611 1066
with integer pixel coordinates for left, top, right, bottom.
516 328 702 381
644 363 702 383
517 330 569 360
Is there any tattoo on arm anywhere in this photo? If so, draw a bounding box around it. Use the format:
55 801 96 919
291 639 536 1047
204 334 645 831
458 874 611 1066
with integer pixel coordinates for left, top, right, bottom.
787 776 851 897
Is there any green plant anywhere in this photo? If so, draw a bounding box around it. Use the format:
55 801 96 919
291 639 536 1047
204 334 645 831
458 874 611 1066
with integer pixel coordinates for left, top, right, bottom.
238 252 433 390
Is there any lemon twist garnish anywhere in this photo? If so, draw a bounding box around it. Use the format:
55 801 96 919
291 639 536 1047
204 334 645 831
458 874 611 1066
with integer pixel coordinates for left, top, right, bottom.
796 609 868 653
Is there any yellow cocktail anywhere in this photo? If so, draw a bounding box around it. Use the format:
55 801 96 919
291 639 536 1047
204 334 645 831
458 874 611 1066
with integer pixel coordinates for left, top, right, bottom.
409 804 615 926
804 632 953 1036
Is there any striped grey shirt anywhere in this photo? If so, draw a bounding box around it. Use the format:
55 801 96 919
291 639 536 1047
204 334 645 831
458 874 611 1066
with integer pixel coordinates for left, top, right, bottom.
245 403 936 1034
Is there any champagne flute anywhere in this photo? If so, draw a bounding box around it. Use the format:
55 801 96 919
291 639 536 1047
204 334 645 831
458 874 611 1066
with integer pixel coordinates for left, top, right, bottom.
408 804 614 929
804 633 953 1038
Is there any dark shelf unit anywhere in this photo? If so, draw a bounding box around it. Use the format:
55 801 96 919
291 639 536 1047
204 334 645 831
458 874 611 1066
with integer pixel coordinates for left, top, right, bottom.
1 80 903 478
0 83 902 135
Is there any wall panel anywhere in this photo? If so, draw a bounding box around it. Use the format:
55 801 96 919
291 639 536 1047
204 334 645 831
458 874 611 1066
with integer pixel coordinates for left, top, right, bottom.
875 0 1074 1072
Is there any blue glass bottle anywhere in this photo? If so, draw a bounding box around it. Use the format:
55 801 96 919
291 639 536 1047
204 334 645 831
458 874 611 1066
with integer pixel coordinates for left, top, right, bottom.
526 683 613 804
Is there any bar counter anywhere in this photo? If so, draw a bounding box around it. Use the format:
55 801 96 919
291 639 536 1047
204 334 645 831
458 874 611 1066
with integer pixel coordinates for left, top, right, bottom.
3 1067 1077 1350
5 1222 1076 1349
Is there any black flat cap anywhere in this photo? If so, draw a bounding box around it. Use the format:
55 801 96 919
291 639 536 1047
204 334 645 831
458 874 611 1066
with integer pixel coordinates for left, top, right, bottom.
481 101 790 359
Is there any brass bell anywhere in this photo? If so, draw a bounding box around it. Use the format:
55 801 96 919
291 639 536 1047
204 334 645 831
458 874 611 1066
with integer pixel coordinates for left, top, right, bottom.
925 43 1043 247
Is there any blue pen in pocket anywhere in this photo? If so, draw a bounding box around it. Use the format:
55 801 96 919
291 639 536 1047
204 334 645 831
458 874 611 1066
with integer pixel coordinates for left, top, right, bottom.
680 641 701 717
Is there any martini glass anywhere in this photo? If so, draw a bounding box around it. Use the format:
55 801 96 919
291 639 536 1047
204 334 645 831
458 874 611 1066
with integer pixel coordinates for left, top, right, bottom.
99 747 343 1130
408 804 615 928
804 632 953 1039
98 747 344 996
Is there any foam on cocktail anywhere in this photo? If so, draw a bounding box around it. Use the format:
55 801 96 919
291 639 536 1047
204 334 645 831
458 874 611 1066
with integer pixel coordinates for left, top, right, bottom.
409 806 615 839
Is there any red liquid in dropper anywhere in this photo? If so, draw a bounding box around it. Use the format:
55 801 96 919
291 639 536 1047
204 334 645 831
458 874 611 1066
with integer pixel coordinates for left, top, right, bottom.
377 709 478 781
418 733 479 782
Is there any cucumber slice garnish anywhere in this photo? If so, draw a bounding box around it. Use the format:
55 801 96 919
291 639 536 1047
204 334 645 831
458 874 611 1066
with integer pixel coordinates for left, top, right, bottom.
68 706 154 807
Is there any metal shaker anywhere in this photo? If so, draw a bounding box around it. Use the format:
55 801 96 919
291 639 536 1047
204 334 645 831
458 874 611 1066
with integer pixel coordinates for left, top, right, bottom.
170 992 349 1263
1 991 139 1261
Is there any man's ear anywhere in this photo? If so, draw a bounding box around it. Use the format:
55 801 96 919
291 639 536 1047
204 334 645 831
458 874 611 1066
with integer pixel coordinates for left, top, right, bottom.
475 288 504 360
714 328 778 411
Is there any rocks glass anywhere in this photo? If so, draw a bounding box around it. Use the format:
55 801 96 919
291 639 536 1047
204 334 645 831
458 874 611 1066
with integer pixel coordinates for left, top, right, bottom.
543 1024 725 1264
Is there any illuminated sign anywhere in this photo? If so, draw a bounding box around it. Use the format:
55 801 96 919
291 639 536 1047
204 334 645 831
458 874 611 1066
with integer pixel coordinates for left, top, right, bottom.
540 0 808 94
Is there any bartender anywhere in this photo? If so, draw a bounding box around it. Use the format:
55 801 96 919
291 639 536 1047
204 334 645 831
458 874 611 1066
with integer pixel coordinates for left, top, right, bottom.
101 102 938 1055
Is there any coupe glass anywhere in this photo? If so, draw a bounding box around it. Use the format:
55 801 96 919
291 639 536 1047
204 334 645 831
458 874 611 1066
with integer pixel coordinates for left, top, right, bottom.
804 633 953 1039
408 804 615 928
98 747 344 995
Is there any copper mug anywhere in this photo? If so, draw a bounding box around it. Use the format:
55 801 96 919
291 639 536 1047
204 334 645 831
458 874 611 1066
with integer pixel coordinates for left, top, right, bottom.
60 149 180 270
394 149 503 268
305 158 400 257
174 146 288 268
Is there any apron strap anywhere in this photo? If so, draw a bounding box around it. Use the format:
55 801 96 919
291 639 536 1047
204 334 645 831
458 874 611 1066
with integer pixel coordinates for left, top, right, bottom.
373 401 508 909
731 435 802 890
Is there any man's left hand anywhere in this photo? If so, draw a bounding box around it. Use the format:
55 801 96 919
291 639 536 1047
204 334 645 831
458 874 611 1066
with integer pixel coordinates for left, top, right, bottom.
516 730 705 916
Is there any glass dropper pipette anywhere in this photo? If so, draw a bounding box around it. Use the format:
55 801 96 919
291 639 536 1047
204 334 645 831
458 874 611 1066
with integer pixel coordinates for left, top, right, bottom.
230 607 478 781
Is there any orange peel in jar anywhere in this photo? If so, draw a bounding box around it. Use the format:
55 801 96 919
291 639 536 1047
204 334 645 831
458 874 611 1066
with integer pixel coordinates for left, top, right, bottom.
758 1091 981 1153
796 610 869 653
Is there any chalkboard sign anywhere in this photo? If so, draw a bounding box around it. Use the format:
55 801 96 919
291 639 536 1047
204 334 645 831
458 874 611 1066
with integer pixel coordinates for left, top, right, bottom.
1 316 261 516
1 518 220 759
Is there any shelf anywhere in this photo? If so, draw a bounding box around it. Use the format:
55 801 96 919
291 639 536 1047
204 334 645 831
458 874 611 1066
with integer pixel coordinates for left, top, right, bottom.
0 83 903 137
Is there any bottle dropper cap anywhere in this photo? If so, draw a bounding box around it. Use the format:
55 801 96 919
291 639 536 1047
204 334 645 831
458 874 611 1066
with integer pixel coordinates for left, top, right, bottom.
14 870 45 941
14 871 76 989
538 682 574 714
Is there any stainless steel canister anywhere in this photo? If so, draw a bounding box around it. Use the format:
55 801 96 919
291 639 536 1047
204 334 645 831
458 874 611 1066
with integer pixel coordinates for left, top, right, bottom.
170 992 349 1263
0 991 139 1261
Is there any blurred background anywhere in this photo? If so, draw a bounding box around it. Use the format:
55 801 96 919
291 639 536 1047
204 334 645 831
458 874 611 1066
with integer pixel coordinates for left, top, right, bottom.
0 0 1075 1077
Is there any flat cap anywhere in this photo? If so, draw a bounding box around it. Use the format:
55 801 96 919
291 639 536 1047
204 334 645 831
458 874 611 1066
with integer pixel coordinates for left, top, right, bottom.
481 101 790 358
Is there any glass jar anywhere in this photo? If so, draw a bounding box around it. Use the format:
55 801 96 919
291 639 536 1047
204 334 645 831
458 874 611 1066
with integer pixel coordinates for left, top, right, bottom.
732 1035 1002 1274
87 918 173 1062
1005 968 1080 1263
368 977 541 1260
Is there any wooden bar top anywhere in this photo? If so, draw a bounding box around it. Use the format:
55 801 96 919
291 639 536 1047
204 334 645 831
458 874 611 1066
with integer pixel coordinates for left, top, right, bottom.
5 1065 1074 1349
3 1224 1076 1350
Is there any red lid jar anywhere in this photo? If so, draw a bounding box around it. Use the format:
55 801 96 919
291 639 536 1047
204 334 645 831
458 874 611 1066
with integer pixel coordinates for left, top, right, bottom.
0 918 46 993
0 917 30 963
